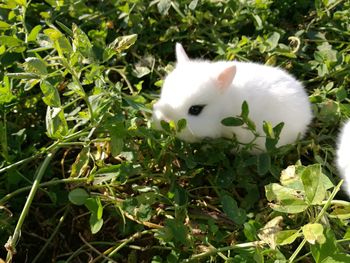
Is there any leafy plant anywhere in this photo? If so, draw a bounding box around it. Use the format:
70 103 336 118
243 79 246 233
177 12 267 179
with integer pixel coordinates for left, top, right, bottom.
0 0 350 262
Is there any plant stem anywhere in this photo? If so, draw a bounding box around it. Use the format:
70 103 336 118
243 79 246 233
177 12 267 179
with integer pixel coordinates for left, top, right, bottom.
288 239 307 263
61 59 95 125
315 180 342 222
104 230 153 262
324 199 350 206
79 233 118 263
21 0 32 43
5 149 57 262
182 241 265 262
294 251 312 262
0 177 87 205
0 154 39 174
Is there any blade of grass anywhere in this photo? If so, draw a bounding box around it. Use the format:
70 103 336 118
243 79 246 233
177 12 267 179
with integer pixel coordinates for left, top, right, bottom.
5 149 57 262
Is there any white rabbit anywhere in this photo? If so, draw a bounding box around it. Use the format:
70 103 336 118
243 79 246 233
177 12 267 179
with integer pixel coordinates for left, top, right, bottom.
153 43 313 153
336 120 350 197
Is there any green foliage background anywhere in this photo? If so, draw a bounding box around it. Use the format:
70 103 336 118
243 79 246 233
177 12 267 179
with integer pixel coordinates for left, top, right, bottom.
0 0 350 262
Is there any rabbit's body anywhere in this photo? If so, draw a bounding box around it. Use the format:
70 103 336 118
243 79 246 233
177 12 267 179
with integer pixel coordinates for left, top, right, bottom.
153 44 313 152
336 120 350 196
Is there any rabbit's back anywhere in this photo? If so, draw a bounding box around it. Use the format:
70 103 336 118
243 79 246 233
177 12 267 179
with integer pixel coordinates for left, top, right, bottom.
226 61 313 147
337 120 350 196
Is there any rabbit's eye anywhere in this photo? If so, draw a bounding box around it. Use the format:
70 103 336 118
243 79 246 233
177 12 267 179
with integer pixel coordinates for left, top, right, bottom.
188 105 205 116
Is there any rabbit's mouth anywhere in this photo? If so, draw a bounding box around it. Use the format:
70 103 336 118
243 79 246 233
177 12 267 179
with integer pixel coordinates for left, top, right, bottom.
176 131 199 143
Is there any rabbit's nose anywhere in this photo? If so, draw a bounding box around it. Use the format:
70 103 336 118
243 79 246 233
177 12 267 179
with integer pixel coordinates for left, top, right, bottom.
153 101 173 122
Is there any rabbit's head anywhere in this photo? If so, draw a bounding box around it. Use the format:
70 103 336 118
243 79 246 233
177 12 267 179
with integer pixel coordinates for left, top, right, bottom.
153 43 236 142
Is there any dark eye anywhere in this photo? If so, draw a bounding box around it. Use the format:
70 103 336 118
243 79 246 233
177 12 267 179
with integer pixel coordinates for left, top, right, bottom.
188 105 205 116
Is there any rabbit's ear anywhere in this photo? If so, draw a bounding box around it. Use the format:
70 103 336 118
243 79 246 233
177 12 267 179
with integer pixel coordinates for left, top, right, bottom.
217 65 236 90
176 43 189 63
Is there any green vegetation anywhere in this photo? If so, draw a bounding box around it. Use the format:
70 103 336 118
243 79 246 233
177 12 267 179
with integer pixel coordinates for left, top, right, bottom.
1 0 350 262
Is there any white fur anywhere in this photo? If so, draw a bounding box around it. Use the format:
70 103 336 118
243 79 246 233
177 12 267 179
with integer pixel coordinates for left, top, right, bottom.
336 120 350 196
153 43 313 153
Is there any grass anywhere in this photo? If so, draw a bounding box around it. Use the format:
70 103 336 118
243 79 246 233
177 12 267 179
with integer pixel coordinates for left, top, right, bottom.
0 0 350 262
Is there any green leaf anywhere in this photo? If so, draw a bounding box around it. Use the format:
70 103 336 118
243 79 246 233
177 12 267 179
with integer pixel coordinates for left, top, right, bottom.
133 65 151 78
269 198 309 214
301 164 326 205
56 20 73 37
173 184 188 206
0 76 16 105
160 120 171 132
25 57 47 76
88 93 111 120
177 119 187 132
245 118 256 131
108 34 137 54
68 188 89 205
302 223 326 245
263 121 274 138
15 0 27 6
265 137 278 151
67 82 85 97
317 42 337 62
164 218 189 245
257 153 270 175
85 197 103 220
56 35 73 55
157 0 172 15
89 214 103 234
321 254 350 263
241 101 249 120
0 35 23 47
310 228 338 263
220 194 246 224
266 182 308 213
336 87 347 102
72 23 93 59
110 136 123 157
189 0 198 10
276 230 301 246
27 25 42 42
273 122 284 137
266 32 280 50
40 80 61 107
343 227 350 239
85 197 104 234
265 183 301 201
252 14 263 29
263 121 283 151
45 106 68 139
44 28 72 55
0 21 11 30
135 203 152 222
71 146 90 177
6 73 40 79
243 220 260 241
280 165 304 189
44 28 63 42
221 117 244 126
108 122 126 157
